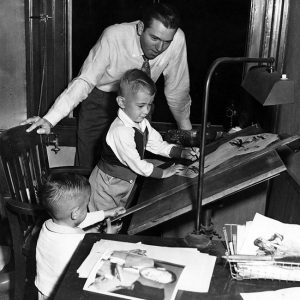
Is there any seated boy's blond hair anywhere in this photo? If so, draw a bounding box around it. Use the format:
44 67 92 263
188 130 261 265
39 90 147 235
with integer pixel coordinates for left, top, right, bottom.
39 173 90 220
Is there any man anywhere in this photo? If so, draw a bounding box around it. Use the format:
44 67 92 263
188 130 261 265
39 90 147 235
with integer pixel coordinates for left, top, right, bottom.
22 3 192 168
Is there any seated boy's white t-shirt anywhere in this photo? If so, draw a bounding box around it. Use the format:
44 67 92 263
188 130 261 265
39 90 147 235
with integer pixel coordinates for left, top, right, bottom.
35 211 104 297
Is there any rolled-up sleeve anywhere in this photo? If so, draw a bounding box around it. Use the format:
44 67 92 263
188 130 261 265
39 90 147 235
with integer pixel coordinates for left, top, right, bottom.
43 29 111 126
163 29 191 128
78 211 105 229
145 123 174 157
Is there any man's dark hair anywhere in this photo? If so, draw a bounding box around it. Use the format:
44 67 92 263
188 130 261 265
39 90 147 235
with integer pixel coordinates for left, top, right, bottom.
141 3 180 30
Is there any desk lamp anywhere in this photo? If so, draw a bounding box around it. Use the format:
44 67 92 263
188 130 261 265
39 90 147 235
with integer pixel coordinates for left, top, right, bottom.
185 56 294 249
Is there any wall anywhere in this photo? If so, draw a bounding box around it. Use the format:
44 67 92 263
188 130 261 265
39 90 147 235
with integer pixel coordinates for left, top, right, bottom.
0 1 27 130
0 1 27 216
277 0 300 182
266 0 300 223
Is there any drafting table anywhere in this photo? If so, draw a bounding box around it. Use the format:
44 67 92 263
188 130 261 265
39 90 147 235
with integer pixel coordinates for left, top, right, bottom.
128 126 298 235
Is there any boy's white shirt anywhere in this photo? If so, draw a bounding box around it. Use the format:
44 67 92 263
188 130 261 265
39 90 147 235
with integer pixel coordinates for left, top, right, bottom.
106 108 174 177
35 211 104 297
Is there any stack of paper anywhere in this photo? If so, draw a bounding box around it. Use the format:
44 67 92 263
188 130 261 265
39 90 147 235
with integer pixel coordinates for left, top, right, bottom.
241 287 300 300
226 213 300 281
77 239 216 296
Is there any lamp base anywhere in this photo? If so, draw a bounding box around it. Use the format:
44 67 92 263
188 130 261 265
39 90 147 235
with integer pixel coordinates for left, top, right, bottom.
184 232 212 250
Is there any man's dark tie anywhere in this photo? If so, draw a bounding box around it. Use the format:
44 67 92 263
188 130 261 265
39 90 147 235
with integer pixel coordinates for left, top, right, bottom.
141 55 151 77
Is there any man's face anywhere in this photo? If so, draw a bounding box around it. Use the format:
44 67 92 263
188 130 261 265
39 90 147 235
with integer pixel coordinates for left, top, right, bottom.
140 19 177 60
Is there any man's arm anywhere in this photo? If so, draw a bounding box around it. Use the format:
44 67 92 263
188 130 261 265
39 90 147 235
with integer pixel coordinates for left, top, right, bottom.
168 103 192 130
21 29 111 133
163 29 192 130
21 78 94 133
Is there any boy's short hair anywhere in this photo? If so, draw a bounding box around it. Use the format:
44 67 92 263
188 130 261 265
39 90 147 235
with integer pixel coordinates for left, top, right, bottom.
119 68 156 97
141 3 180 30
39 173 90 219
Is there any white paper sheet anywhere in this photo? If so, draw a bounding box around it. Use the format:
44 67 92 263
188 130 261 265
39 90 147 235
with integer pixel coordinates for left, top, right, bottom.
77 240 216 293
241 287 300 300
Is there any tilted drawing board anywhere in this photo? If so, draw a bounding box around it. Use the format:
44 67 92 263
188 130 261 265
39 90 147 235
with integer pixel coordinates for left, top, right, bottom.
128 126 299 235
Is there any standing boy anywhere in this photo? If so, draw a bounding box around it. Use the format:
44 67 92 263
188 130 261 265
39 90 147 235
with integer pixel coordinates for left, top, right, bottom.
89 69 199 212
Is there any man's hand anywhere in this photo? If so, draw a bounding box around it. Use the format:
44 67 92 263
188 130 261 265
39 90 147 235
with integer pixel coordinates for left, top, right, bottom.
20 116 53 134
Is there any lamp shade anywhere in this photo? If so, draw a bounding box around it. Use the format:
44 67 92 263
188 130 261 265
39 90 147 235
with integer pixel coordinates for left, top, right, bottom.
242 66 294 106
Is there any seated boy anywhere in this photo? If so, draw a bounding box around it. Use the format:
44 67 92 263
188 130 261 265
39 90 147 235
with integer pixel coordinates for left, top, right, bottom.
35 172 125 300
89 69 199 211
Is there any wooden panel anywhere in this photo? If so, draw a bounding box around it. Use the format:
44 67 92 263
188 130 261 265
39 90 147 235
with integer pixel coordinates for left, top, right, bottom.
266 1 300 224
160 182 268 239
267 171 300 224
277 0 300 137
128 150 285 235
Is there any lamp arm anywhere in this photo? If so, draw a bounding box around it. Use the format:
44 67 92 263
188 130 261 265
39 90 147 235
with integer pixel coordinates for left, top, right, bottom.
195 56 275 234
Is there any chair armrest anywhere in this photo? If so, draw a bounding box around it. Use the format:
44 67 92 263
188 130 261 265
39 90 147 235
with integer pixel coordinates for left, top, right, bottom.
5 197 44 216
49 166 92 177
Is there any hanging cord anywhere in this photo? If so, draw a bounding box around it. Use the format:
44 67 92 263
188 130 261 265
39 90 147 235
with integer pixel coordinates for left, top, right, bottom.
37 16 48 116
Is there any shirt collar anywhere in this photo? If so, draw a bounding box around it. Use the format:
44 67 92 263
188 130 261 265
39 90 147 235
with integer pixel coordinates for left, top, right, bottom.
45 219 84 234
117 108 147 132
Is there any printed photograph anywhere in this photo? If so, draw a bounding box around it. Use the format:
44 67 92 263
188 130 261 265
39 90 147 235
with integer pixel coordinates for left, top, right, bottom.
84 249 184 300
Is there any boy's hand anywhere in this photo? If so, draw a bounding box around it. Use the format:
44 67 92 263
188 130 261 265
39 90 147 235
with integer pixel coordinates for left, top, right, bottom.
104 207 126 219
162 163 185 178
181 147 199 161
84 226 102 233
105 219 123 234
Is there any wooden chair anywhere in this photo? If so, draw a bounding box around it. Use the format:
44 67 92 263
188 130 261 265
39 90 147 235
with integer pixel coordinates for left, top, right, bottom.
0 124 90 300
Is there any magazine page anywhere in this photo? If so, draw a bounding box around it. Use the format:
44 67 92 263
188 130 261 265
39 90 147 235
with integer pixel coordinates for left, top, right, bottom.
83 249 184 300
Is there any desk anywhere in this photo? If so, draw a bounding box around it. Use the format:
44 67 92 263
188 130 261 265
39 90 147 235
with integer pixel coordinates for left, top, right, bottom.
54 233 300 300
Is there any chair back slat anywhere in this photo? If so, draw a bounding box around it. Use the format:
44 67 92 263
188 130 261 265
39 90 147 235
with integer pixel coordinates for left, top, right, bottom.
21 152 37 203
40 136 50 172
2 159 17 200
31 145 46 190
4 159 24 203
14 158 29 202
